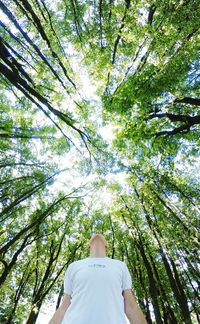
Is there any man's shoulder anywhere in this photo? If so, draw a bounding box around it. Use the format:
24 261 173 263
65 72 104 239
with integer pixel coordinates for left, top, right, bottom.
111 258 127 266
68 257 126 267
68 257 89 267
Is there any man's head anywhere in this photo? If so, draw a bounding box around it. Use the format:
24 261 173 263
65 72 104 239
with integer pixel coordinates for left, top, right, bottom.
89 233 108 249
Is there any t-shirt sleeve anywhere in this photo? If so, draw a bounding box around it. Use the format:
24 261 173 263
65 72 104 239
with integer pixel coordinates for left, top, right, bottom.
64 264 73 295
122 262 132 291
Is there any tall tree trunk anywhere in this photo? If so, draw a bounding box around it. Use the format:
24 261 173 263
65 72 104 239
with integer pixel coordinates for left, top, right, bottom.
25 300 42 324
136 237 163 324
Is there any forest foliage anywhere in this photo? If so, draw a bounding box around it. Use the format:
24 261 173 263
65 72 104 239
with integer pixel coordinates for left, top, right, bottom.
0 0 199 323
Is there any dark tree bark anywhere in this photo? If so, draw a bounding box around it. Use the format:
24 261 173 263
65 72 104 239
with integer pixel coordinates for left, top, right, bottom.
174 97 200 106
0 233 34 286
148 5 156 25
142 203 192 324
136 237 163 324
0 171 60 221
56 284 64 310
5 262 32 324
13 0 76 88
111 0 131 64
25 242 81 324
0 193 74 256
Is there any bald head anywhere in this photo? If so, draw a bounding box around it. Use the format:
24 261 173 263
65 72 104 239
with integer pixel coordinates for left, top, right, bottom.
89 233 108 248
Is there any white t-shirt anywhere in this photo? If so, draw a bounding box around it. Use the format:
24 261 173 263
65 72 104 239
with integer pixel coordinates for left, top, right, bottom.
61 256 132 324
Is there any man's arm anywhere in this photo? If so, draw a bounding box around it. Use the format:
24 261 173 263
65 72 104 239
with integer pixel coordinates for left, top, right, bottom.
123 289 147 324
48 293 71 324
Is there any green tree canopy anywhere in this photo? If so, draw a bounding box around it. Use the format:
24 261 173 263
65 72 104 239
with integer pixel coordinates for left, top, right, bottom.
0 0 199 323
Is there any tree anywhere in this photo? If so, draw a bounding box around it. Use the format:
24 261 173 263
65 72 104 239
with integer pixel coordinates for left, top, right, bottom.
0 1 199 323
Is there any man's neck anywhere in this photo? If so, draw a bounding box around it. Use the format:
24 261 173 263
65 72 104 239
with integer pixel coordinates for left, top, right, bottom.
89 250 106 258
89 255 107 258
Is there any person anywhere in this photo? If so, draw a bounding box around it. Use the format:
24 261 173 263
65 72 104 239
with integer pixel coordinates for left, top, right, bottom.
49 233 147 324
